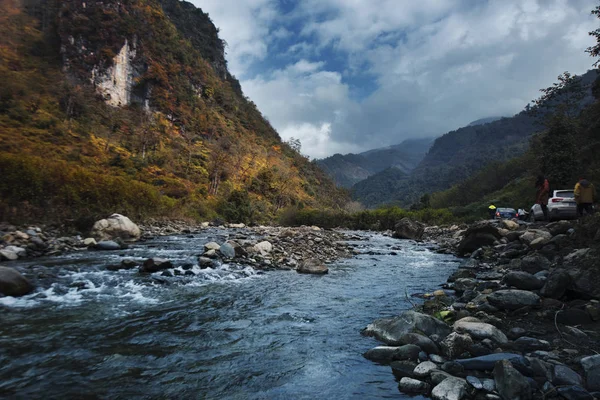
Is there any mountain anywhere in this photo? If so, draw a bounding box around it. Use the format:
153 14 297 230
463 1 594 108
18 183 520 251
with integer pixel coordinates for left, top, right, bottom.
0 0 345 225
352 69 599 208
316 138 433 187
467 117 504 126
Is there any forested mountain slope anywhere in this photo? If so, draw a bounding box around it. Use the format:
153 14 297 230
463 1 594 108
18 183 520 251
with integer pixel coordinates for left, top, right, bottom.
317 138 433 187
352 70 599 208
0 0 345 226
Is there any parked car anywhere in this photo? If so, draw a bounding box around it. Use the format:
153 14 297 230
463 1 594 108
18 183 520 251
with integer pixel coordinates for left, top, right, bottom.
529 190 578 221
495 207 518 219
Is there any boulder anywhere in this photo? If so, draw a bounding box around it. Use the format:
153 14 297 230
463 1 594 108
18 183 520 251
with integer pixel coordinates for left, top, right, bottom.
581 355 600 392
487 290 541 310
90 213 141 241
392 344 422 361
541 269 571 299
94 240 122 251
556 386 594 400
512 337 551 352
399 377 430 394
520 254 551 274
0 266 34 297
466 376 483 390
457 223 501 256
440 332 473 359
553 365 583 386
219 243 236 259
431 370 454 386
520 229 552 246
254 241 273 254
83 238 97 246
503 271 544 291
391 360 418 380
198 257 217 269
455 353 528 371
547 220 573 236
453 318 508 344
364 346 402 363
139 258 173 273
502 220 519 231
393 218 425 240
297 259 328 274
493 359 532 400
568 267 600 300
414 361 438 378
0 248 19 261
362 311 452 345
399 332 440 354
204 242 221 251
431 377 469 400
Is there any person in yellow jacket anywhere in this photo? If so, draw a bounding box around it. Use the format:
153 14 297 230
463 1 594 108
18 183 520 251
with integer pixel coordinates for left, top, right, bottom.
574 178 597 217
488 204 497 219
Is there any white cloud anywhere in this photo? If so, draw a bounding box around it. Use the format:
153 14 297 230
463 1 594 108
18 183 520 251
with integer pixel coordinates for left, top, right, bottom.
192 0 599 158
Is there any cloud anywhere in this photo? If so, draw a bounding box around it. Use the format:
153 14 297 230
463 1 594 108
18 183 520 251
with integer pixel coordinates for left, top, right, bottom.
192 0 599 158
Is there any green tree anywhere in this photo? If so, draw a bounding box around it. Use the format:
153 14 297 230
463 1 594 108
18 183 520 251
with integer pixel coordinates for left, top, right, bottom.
539 116 578 188
586 3 600 66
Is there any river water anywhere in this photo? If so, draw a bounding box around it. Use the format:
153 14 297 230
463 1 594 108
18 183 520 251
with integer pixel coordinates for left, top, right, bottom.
0 229 459 399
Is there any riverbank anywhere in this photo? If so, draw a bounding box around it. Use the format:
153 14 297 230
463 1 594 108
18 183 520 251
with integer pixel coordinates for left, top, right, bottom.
363 216 600 400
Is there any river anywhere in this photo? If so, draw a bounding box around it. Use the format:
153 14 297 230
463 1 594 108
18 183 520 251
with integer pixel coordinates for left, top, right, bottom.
0 229 459 399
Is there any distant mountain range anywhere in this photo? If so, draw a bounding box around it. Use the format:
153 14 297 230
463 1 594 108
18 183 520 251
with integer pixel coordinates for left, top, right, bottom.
316 138 434 187
350 69 599 208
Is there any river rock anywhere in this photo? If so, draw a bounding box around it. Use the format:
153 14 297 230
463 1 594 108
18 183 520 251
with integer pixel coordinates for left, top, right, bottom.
520 254 551 274
83 238 97 247
219 243 236 259
140 258 173 273
204 242 221 251
487 290 541 310
198 257 216 269
504 271 544 291
553 364 583 386
254 241 273 254
362 311 452 345
512 337 551 352
399 377 430 394
0 266 34 297
431 377 468 400
556 386 594 400
456 353 528 371
440 332 473 359
502 220 519 231
568 266 600 300
0 248 19 261
393 218 425 240
297 259 328 274
391 360 418 380
466 375 483 390
520 229 552 246
547 220 573 236
541 269 571 299
399 332 440 354
94 240 121 251
494 359 532 400
364 346 402 363
90 213 141 241
453 318 508 344
581 355 600 391
431 370 454 386
414 361 438 378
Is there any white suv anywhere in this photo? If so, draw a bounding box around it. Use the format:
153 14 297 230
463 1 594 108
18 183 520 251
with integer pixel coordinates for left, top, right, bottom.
530 190 578 221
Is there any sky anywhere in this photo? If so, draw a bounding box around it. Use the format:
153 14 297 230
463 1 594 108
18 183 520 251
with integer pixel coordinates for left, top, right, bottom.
191 0 599 159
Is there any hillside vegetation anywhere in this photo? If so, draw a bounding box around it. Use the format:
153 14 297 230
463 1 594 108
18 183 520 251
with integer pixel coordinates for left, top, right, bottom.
0 0 346 227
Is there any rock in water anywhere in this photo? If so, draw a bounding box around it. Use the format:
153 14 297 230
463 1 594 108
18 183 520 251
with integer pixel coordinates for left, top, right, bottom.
0 266 34 297
494 359 532 400
362 310 452 345
93 240 122 251
393 218 425 240
140 258 173 273
219 243 236 259
90 214 141 241
297 259 328 274
399 377 430 394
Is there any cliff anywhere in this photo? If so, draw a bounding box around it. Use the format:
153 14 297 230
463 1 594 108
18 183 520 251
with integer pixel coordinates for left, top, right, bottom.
0 0 345 226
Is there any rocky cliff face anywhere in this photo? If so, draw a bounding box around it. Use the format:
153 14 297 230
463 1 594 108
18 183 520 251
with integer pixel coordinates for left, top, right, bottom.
91 39 138 107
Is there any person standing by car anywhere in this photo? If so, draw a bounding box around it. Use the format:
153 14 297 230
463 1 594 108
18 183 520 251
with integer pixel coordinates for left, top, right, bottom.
574 178 596 217
488 204 497 219
535 175 550 221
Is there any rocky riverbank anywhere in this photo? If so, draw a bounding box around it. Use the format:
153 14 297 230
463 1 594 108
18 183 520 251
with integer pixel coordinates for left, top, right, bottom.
0 214 357 297
363 217 600 400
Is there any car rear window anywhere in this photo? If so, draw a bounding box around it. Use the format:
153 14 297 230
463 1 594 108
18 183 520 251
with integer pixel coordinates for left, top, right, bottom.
555 191 574 198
